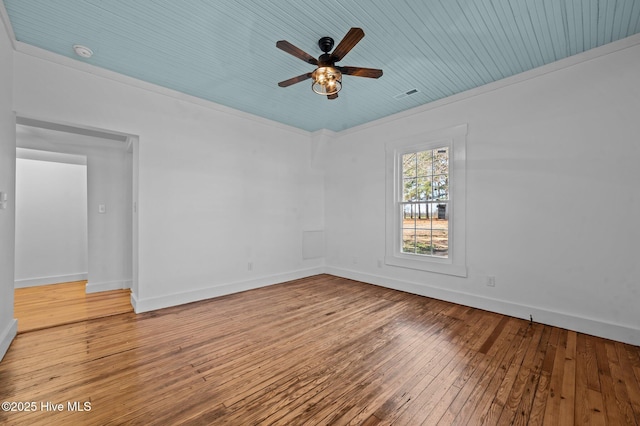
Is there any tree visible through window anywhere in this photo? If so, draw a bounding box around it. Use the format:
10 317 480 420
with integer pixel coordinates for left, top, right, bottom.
401 147 449 257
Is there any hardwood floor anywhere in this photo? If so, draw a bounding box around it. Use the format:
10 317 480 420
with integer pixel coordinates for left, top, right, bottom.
13 281 133 333
1 274 639 425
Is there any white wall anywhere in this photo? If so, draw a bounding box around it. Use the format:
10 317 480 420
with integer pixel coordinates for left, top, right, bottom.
86 143 132 292
0 12 16 361
12 49 324 312
16 127 133 293
324 40 640 345
14 154 88 287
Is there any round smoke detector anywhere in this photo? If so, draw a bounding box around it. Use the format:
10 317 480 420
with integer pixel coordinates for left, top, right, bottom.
73 44 93 58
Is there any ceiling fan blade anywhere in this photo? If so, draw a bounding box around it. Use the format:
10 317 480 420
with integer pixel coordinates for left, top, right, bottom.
276 40 318 65
278 72 313 87
337 66 383 78
331 27 365 62
327 93 338 100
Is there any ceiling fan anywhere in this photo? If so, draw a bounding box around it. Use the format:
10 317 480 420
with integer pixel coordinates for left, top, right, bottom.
276 27 383 100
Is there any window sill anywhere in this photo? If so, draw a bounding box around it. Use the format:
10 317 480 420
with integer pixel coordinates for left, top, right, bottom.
384 254 467 277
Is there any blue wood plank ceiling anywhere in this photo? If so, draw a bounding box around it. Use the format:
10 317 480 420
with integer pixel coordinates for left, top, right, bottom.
3 0 639 131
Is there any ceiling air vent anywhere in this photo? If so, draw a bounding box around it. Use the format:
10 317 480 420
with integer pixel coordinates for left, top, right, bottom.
394 88 419 100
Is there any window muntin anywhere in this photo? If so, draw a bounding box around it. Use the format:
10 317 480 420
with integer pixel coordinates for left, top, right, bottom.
400 147 449 257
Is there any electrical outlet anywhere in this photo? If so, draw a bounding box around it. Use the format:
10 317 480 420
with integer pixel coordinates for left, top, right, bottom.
486 276 495 287
377 259 383 268
248 262 253 271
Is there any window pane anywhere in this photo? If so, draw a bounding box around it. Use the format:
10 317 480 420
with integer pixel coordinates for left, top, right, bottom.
415 228 432 255
402 204 417 223
416 177 431 201
403 178 417 201
434 148 448 175
433 174 448 200
402 203 430 221
433 206 448 225
402 153 416 179
432 229 448 257
415 202 428 220
416 150 433 177
402 228 416 254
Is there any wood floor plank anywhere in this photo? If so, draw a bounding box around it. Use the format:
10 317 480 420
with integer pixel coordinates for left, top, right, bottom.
461 320 529 425
587 388 608 426
392 342 477 424
1 274 639 425
595 337 627 425
14 281 132 333
616 342 640 424
575 333 594 425
439 317 521 425
225 301 426 424
528 372 551 426
604 339 638 425
542 328 568 424
558 330 577 425
350 314 482 425
280 302 458 425
395 316 489 425
493 323 545 425
509 324 553 425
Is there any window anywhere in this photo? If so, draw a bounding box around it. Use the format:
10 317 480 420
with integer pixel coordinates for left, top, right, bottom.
401 147 449 257
385 124 467 277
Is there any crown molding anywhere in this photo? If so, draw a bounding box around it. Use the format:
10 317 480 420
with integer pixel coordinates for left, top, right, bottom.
0 2 15 50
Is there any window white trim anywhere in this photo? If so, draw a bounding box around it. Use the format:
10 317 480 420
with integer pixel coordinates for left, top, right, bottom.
385 124 467 277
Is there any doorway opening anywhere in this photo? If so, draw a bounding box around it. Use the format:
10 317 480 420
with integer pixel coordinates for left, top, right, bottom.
13 117 138 332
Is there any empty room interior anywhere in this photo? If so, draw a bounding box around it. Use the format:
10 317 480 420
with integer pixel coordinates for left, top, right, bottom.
0 1 639 425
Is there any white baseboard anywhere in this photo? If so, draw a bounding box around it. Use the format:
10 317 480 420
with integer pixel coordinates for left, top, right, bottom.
84 264 640 347
325 266 640 347
15 273 88 288
0 319 18 362
130 292 141 313
131 267 324 313
85 279 132 293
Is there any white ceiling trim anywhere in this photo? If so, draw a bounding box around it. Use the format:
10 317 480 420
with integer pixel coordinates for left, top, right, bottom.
0 1 15 49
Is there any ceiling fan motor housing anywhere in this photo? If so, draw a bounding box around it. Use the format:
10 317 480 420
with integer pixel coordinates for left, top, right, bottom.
318 36 334 53
318 53 334 67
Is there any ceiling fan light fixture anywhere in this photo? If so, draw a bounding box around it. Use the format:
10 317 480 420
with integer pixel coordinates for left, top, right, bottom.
277 28 381 99
311 66 342 95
